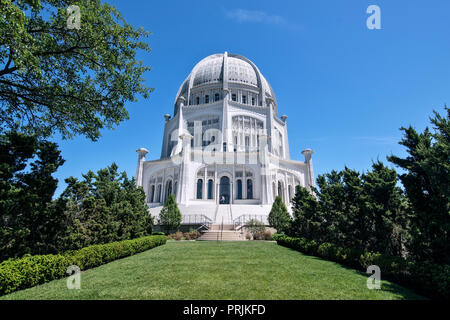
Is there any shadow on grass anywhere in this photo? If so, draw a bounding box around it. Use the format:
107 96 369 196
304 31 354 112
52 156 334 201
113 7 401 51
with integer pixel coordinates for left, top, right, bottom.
280 246 426 300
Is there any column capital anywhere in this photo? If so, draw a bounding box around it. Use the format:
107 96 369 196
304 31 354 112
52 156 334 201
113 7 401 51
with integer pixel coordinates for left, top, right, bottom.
179 133 193 141
301 148 314 159
176 96 186 104
136 148 149 157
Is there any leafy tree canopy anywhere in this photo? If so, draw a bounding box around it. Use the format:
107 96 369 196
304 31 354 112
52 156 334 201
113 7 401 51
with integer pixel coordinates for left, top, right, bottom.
0 0 152 140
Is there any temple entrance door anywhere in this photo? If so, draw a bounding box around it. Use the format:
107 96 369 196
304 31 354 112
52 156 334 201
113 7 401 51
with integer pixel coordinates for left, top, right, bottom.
219 176 230 204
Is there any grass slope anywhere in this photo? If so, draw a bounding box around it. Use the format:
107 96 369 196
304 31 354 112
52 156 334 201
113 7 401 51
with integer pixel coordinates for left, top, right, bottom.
1 241 424 300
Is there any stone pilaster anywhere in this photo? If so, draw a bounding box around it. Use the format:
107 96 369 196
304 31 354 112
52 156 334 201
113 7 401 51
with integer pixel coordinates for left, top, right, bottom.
178 133 193 206
302 149 315 190
135 148 149 187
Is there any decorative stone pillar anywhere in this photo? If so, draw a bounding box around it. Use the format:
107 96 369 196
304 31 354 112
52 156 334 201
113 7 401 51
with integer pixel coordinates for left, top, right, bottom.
178 133 193 206
160 114 172 159
266 97 275 153
302 149 315 190
259 134 273 204
135 148 149 187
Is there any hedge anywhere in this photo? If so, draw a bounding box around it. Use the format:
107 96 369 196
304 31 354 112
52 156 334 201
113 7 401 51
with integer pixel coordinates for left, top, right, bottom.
0 235 167 296
273 234 449 299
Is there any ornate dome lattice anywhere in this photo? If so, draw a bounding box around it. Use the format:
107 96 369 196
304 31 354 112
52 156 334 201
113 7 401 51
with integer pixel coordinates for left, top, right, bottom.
174 52 276 112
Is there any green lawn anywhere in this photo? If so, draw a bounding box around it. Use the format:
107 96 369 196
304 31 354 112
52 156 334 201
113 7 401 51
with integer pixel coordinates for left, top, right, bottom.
1 241 424 300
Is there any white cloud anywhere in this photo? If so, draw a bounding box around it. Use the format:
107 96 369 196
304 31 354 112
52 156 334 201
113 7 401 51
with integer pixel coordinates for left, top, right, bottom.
225 8 288 26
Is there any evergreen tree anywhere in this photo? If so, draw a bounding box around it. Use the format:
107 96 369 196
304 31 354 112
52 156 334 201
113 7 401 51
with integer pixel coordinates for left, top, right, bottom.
0 131 65 260
388 107 450 264
360 161 409 256
58 163 153 250
268 196 291 234
290 186 321 239
158 194 182 234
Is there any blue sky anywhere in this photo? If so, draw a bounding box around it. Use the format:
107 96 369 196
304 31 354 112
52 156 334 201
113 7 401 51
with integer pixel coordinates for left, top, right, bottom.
53 0 450 196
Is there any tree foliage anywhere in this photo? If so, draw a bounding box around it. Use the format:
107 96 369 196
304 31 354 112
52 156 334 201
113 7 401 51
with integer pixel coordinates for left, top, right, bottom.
158 194 181 234
388 106 450 264
244 219 266 237
0 0 152 140
289 162 408 257
0 136 153 260
0 131 65 260
268 196 291 233
57 163 154 250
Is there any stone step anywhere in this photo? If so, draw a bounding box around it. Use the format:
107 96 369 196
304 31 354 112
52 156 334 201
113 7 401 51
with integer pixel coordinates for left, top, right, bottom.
198 230 246 241
209 224 235 231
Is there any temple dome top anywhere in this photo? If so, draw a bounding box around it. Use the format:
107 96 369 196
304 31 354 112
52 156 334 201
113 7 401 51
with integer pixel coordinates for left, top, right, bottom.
174 52 276 112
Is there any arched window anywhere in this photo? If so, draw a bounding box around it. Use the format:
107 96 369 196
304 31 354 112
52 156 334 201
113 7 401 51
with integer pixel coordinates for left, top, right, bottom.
156 184 162 203
237 179 242 200
196 179 203 199
149 185 155 203
247 179 253 199
278 181 282 199
205 95 209 103
208 179 213 199
215 93 220 101
166 180 172 200
196 96 200 105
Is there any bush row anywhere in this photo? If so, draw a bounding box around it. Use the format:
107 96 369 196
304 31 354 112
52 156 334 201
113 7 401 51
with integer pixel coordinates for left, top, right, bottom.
273 234 449 299
167 230 202 241
0 235 167 296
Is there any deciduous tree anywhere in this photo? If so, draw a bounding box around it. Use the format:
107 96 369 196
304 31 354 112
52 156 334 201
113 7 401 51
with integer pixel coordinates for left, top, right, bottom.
0 0 152 140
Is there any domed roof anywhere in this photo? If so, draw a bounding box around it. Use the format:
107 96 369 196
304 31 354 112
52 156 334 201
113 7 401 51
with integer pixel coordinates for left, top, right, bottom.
174 52 276 110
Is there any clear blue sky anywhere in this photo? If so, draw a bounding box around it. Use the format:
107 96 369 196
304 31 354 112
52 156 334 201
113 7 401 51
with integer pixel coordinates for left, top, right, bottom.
53 0 450 196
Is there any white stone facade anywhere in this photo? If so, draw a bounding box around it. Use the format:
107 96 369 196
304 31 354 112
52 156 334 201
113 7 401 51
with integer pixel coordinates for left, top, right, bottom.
135 52 315 225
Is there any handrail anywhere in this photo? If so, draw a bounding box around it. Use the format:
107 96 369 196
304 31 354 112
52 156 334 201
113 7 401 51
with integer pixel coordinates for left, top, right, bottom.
214 205 219 222
181 214 213 226
233 214 268 229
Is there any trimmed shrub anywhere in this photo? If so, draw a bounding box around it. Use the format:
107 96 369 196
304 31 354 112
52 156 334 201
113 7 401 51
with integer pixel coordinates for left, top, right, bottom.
245 219 266 238
175 231 183 241
263 230 273 241
0 235 166 296
184 232 192 240
188 230 201 240
273 234 449 299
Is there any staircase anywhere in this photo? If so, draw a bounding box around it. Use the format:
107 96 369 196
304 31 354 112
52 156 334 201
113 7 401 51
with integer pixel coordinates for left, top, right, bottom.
197 224 245 241
214 204 233 224
197 205 245 241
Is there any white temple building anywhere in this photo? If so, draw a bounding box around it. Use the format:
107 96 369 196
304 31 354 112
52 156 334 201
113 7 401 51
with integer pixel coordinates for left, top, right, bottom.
135 52 315 230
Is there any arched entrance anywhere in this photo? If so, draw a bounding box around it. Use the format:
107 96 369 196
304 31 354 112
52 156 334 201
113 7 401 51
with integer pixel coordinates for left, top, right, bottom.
219 176 230 204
